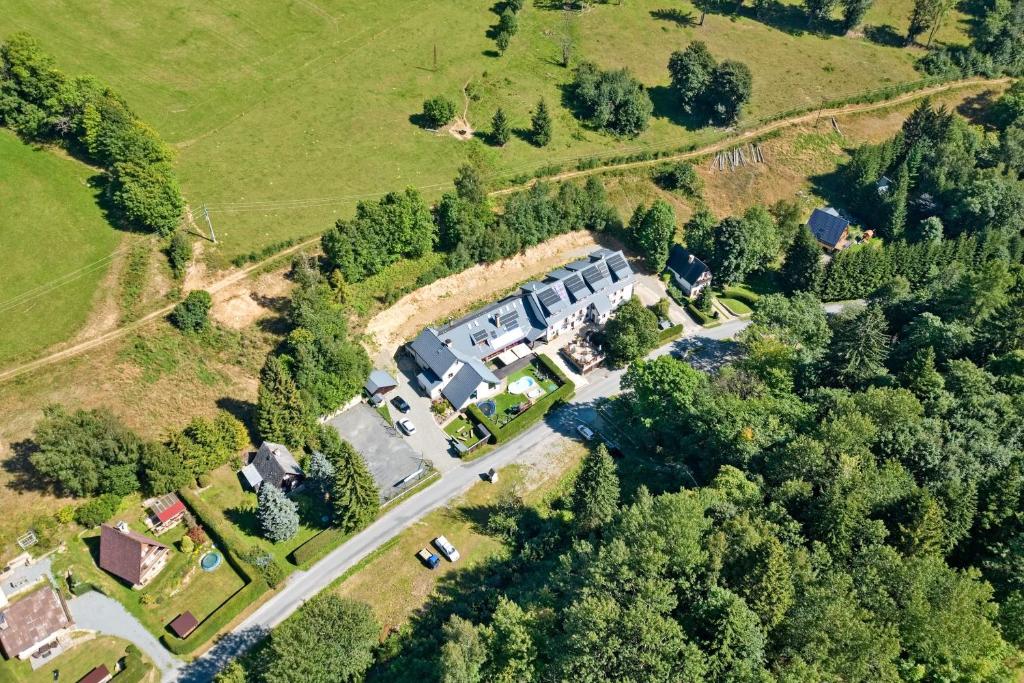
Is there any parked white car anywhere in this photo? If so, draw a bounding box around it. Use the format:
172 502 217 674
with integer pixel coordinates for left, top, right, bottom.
398 419 417 435
433 535 460 562
576 424 595 440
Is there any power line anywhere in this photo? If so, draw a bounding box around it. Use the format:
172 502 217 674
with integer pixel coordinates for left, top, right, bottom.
0 249 126 316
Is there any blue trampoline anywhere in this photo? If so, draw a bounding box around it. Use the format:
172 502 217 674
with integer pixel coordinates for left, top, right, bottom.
477 399 497 416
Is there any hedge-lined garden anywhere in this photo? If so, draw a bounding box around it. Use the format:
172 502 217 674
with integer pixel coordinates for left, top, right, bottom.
466 355 575 444
161 489 272 655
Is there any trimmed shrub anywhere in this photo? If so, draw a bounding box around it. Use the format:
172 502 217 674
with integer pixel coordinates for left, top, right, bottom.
422 96 457 128
291 528 348 566
686 303 721 327
657 324 685 343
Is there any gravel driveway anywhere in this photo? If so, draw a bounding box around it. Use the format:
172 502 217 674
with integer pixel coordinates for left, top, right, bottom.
69 591 181 675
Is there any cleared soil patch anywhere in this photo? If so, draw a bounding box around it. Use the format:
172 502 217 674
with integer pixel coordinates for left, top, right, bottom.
363 231 605 365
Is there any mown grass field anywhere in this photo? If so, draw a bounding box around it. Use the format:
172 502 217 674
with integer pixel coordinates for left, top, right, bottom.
2 0 966 268
0 130 120 365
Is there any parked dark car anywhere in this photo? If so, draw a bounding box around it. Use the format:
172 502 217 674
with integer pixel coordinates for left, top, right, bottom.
391 395 411 413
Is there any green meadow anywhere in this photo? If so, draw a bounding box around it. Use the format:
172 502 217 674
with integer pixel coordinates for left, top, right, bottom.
2 0 966 268
0 130 120 365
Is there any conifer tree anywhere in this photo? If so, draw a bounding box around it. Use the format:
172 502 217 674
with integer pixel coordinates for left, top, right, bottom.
257 355 314 447
886 161 910 241
331 440 380 531
307 450 336 499
781 224 823 294
491 107 510 147
531 99 552 147
257 483 300 542
571 444 620 533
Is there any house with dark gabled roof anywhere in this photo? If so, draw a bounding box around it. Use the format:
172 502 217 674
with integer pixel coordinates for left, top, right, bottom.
0 585 74 662
99 524 170 589
240 442 304 492
807 207 851 252
407 249 635 409
666 245 712 299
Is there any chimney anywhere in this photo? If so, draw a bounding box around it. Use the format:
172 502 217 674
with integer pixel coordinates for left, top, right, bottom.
688 254 695 263
115 521 130 533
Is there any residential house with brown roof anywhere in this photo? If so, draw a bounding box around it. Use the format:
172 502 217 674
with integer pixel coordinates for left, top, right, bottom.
99 524 171 589
0 585 75 661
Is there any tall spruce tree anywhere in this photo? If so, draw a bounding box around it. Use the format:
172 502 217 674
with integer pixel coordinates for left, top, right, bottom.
491 107 510 146
257 355 313 447
257 483 300 542
307 450 336 498
330 440 380 531
531 98 552 147
781 224 823 294
825 304 891 386
571 444 621 533
885 161 910 240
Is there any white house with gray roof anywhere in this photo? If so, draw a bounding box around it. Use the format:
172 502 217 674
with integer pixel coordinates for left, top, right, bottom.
408 249 634 410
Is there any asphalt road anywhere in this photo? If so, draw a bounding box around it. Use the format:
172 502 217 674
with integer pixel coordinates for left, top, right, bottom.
175 305 853 681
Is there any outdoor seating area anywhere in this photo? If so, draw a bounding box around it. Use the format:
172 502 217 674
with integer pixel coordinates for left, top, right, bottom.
444 416 491 455
561 330 605 374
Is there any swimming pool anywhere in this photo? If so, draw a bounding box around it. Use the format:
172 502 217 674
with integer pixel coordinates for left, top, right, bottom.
508 376 537 395
200 552 222 571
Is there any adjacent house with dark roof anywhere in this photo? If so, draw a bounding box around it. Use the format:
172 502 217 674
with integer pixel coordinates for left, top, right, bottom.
666 245 712 299
0 586 74 661
408 249 635 410
807 207 851 252
99 524 171 589
145 493 186 535
240 442 304 492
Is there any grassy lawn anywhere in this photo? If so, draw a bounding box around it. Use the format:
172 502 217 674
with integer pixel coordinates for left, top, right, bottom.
195 465 331 568
491 364 560 418
1 0 961 267
0 130 120 365
717 296 753 316
0 636 152 683
443 414 475 441
50 496 245 640
334 442 586 633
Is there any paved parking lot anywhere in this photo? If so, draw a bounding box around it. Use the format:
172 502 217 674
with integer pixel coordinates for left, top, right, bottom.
327 403 428 497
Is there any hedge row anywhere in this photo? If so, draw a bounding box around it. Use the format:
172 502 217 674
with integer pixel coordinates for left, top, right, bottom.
686 304 721 328
291 528 347 567
466 355 576 444
657 324 685 343
161 490 270 655
114 647 151 683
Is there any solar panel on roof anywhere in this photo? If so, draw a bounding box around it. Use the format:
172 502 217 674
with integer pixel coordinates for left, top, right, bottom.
496 310 519 328
606 254 629 276
581 262 610 287
564 274 588 298
471 329 489 344
538 288 562 308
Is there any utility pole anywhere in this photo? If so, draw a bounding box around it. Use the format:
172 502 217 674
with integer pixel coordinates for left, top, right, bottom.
202 205 217 244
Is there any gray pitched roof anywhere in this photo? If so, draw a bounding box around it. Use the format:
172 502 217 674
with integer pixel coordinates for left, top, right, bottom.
410 329 461 378
442 364 490 409
666 245 711 287
807 208 850 247
365 369 397 394
252 442 303 489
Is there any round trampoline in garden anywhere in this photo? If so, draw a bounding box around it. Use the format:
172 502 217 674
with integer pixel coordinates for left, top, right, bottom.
200 551 222 572
477 399 497 417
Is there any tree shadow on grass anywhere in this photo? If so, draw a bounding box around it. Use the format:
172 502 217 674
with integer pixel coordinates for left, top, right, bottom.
0 439 53 494
957 89 1003 127
864 24 905 47
408 112 437 131
650 7 697 26
224 506 261 539
648 85 708 132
